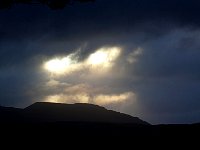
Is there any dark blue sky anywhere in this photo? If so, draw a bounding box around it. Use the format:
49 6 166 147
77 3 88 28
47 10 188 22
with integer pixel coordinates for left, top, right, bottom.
0 0 200 124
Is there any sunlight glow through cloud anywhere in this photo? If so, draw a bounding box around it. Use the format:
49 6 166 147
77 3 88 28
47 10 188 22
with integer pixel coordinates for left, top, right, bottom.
45 93 90 103
87 47 121 67
43 47 121 75
93 92 135 105
44 57 72 74
41 46 134 106
44 91 135 105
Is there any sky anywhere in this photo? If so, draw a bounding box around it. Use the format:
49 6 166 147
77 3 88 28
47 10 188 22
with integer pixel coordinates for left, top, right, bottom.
0 0 200 124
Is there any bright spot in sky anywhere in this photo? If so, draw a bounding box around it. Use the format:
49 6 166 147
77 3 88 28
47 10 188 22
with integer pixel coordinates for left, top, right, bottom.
87 47 121 67
88 50 108 65
93 92 135 105
44 57 72 74
44 92 134 105
42 46 134 106
43 47 121 75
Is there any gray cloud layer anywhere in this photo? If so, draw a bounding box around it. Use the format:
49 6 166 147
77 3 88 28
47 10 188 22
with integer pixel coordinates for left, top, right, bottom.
0 0 200 124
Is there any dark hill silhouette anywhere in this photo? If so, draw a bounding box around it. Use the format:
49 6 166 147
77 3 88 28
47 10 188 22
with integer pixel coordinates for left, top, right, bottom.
0 102 149 125
0 102 199 143
0 106 22 122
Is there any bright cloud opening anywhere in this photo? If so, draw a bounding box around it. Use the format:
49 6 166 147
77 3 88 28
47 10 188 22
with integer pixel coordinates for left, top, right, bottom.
44 57 72 74
87 50 108 65
44 91 135 105
87 47 121 68
42 47 126 106
43 47 121 75
45 93 90 104
93 92 135 105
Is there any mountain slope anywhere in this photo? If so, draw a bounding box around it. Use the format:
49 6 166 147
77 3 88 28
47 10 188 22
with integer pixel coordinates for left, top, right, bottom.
0 102 149 125
0 106 22 122
1 103 200 140
24 102 149 124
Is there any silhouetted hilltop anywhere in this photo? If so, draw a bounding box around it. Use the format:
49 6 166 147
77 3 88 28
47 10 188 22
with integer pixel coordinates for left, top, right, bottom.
0 102 149 125
0 106 22 122
0 103 200 141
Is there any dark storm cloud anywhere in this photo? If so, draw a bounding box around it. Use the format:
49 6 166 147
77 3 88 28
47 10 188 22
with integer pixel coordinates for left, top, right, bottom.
0 0 200 123
132 29 200 79
121 28 200 123
0 0 95 10
1 0 200 39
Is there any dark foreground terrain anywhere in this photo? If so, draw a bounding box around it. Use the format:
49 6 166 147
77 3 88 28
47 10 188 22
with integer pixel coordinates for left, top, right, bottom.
0 102 199 145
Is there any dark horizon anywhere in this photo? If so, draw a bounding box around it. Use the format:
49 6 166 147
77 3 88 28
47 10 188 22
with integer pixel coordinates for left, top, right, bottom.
0 101 199 125
0 0 200 124
1 101 199 125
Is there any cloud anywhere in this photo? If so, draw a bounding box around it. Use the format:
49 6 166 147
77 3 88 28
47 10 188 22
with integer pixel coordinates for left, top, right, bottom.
2 27 200 124
44 83 135 105
44 92 135 105
45 79 70 87
126 47 143 64
0 0 94 10
43 46 121 75
93 92 135 105
45 93 90 104
0 0 200 70
39 46 133 108
131 28 200 79
1 0 200 124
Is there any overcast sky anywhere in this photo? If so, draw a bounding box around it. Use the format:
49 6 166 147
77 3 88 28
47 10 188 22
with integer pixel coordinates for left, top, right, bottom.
0 0 200 124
